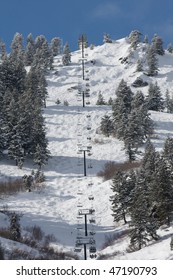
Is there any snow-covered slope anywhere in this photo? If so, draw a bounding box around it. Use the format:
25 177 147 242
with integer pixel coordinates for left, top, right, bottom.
1 38 173 259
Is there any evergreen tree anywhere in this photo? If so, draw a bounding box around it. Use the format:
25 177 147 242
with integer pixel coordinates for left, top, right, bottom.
129 171 159 251
9 32 24 63
33 35 53 70
25 33 35 66
136 59 143 72
143 35 149 44
152 34 165 55
165 89 173 113
33 143 50 169
150 156 173 226
9 213 21 241
146 82 164 111
96 93 106 105
128 30 142 49
146 45 158 76
167 43 173 53
112 79 134 139
62 43 71 66
0 39 7 61
103 33 112 43
110 171 135 224
162 137 173 169
51 37 62 56
0 242 4 260
100 114 113 137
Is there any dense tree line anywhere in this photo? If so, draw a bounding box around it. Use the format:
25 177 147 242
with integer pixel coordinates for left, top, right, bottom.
100 79 154 161
0 32 62 168
110 139 173 251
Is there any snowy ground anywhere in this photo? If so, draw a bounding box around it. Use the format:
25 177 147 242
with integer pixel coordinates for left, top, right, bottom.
1 38 173 259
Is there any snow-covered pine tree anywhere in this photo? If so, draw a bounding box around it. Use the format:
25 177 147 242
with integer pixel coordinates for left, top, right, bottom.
162 137 173 169
167 43 173 53
33 35 53 70
129 169 159 251
9 213 21 241
0 39 7 61
25 33 35 66
152 34 165 55
62 42 71 66
136 58 143 72
146 45 158 76
150 156 173 226
110 171 135 224
9 32 24 63
112 79 134 139
51 37 62 56
128 30 142 50
0 242 4 260
146 82 164 111
100 114 113 137
103 33 112 43
96 93 106 105
143 35 149 44
165 89 173 113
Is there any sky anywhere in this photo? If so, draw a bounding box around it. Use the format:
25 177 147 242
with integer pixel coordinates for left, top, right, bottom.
1 0 173 51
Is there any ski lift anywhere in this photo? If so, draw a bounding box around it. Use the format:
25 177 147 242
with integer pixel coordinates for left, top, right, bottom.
88 164 93 169
89 246 96 253
89 218 96 223
88 195 94 200
89 231 96 236
87 126 91 130
89 208 95 214
74 247 82 253
90 254 97 259
86 101 90 105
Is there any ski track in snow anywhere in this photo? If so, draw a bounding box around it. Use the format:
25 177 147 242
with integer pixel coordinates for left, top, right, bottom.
1 38 173 259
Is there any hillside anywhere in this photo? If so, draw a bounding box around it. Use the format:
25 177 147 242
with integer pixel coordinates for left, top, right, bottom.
1 37 173 260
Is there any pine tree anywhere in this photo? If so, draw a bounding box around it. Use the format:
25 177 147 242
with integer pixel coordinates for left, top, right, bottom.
33 35 53 70
128 30 142 49
0 39 7 61
100 114 113 137
165 89 173 113
110 171 135 224
96 93 106 105
167 43 173 53
25 33 35 66
112 79 134 139
146 82 164 111
136 59 143 72
143 35 149 44
152 34 165 55
162 137 173 169
146 45 158 76
51 37 62 56
9 213 21 241
150 156 173 226
129 173 158 251
9 32 24 63
62 43 71 66
0 242 4 260
103 33 112 43
33 143 50 169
